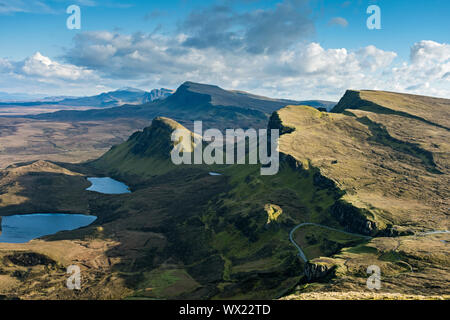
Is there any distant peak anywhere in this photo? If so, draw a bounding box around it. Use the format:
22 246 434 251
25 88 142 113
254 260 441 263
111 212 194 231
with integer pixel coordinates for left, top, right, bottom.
150 88 174 92
181 81 197 86
174 81 224 97
179 81 220 89
116 87 145 92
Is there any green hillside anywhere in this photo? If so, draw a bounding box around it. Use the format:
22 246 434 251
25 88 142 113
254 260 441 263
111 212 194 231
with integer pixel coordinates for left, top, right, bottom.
0 90 447 300
90 117 195 179
274 91 449 297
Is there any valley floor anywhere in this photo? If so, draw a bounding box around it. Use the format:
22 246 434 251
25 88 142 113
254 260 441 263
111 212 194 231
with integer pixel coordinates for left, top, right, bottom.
0 117 147 169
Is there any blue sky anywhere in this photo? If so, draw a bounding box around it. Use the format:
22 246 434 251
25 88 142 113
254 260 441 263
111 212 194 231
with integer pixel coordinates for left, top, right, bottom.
0 0 449 100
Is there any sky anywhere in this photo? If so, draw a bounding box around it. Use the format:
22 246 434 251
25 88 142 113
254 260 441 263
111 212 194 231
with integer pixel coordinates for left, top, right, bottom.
0 0 449 100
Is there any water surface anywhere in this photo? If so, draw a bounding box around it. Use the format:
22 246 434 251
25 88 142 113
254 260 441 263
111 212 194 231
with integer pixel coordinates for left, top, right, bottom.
0 214 97 243
86 177 131 194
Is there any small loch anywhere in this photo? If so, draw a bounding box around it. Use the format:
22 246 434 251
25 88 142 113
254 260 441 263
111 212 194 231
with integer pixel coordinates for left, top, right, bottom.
0 214 97 244
86 177 131 194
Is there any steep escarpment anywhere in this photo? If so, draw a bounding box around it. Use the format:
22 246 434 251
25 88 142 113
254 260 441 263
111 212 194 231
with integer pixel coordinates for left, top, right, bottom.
268 108 382 236
90 117 199 180
272 93 449 235
85 114 355 299
333 90 450 130
269 93 449 297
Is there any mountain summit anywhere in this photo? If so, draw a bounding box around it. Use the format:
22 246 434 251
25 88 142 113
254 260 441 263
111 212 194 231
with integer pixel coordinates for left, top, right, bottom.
30 81 335 129
91 117 198 178
166 81 334 114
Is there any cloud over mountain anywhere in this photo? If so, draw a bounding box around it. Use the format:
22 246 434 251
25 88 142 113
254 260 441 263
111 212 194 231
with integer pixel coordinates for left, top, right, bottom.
1 35 449 100
0 52 99 95
22 52 94 80
56 26 450 100
0 0 449 100
180 0 314 54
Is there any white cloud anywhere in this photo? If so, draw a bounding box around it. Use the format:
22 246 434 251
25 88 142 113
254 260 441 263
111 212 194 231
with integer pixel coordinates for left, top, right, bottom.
0 58 13 72
1 34 449 100
62 31 403 99
0 52 103 96
410 40 450 64
355 45 398 71
21 52 93 80
0 0 55 14
390 40 450 97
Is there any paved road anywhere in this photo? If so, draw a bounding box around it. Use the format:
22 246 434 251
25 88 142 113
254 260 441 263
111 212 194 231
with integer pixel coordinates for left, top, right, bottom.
418 230 449 236
289 222 372 263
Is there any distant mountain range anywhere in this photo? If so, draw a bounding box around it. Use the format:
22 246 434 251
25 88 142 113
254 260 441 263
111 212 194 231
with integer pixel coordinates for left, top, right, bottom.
28 81 336 130
0 87 174 107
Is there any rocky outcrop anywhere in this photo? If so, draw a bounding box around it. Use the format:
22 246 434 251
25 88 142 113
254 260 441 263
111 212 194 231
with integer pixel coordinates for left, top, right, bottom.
330 200 379 236
268 111 295 135
146 88 174 102
332 90 363 114
129 117 190 157
304 259 336 282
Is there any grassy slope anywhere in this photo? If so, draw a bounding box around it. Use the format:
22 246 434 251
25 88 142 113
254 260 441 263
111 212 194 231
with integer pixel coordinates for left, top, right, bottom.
112 157 348 299
199 160 345 299
275 99 449 233
274 91 450 297
0 119 353 299
89 117 200 181
1 90 448 299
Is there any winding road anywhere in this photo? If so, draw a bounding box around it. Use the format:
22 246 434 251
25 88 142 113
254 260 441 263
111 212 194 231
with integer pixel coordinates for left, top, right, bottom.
289 222 372 263
290 223 449 263
417 230 449 236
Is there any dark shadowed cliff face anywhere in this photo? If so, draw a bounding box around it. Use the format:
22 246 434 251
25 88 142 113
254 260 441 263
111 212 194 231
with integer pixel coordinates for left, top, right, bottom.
128 117 185 157
90 117 198 179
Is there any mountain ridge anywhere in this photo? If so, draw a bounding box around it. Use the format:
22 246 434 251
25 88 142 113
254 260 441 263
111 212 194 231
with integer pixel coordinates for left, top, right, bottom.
90 116 200 179
27 81 336 130
0 87 174 108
